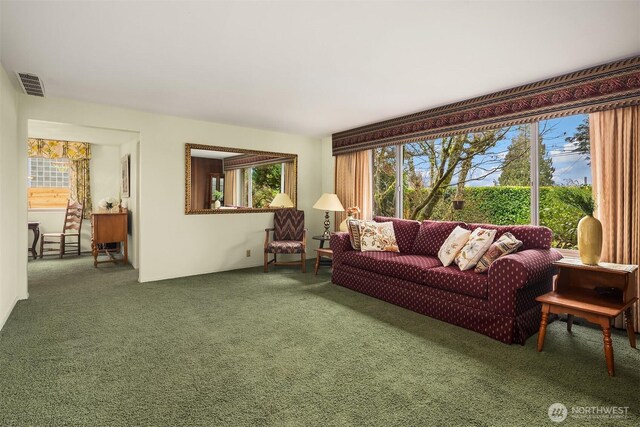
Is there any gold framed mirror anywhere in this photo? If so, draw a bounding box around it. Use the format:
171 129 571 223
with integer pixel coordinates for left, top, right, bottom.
185 144 298 214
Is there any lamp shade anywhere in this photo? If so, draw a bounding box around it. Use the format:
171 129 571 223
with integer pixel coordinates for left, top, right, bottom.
313 193 344 212
269 193 294 208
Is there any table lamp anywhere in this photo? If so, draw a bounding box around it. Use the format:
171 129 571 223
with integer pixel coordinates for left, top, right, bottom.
313 193 344 239
269 193 294 208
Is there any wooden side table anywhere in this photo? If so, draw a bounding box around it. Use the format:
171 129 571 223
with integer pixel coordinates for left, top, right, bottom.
91 211 128 267
28 222 40 260
536 258 638 376
314 248 333 275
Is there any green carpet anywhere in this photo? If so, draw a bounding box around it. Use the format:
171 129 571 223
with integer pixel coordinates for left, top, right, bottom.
0 256 638 426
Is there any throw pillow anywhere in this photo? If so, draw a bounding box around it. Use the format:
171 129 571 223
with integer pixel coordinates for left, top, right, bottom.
347 219 363 250
358 221 400 252
454 227 497 271
438 226 471 266
474 232 523 273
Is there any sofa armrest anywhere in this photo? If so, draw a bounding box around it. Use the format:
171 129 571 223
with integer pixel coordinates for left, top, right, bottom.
488 248 562 315
330 232 354 267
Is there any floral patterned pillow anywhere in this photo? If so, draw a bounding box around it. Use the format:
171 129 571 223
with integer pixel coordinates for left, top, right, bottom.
454 227 497 271
438 226 471 266
358 221 400 252
474 232 523 273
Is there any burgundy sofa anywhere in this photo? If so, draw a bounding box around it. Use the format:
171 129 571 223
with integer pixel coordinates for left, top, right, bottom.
330 216 562 344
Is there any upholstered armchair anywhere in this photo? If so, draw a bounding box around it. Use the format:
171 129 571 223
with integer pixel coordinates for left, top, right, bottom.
264 209 307 273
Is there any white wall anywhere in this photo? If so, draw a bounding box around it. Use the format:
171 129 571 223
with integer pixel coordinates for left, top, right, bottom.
119 140 139 268
0 64 25 330
17 95 325 286
27 144 122 253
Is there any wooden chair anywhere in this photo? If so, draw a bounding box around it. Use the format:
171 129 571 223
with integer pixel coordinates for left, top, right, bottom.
264 209 307 273
40 199 84 258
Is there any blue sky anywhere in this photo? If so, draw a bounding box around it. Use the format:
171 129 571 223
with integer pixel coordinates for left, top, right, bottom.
405 113 590 188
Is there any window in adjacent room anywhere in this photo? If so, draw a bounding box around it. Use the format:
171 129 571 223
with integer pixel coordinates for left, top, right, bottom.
27 157 70 209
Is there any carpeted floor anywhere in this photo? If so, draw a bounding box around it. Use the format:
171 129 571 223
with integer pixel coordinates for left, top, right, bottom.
0 256 638 426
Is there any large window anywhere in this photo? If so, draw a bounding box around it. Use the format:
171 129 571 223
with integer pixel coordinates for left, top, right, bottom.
27 157 70 208
372 114 590 250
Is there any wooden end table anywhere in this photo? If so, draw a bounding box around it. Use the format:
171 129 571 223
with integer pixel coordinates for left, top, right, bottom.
314 248 333 275
536 258 638 376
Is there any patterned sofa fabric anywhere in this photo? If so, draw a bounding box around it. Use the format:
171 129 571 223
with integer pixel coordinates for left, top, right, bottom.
341 251 441 284
487 248 563 316
372 216 421 253
423 266 488 299
410 220 467 256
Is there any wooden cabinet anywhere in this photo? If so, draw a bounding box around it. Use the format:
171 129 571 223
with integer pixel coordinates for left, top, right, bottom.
91 211 128 267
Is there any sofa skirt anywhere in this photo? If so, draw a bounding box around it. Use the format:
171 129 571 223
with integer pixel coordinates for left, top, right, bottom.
332 265 547 345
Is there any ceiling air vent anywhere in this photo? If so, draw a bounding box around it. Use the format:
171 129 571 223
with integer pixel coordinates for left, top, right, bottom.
16 72 45 97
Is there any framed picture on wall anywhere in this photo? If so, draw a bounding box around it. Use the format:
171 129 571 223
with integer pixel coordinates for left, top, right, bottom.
121 154 130 198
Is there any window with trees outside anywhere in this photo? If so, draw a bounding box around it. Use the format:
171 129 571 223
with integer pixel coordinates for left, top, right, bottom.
372 113 591 250
241 163 283 208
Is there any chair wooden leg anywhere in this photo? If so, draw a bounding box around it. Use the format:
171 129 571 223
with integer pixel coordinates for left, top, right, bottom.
59 236 65 258
39 237 44 259
77 235 81 256
625 308 636 349
264 252 269 273
301 252 306 273
567 314 574 332
314 255 320 275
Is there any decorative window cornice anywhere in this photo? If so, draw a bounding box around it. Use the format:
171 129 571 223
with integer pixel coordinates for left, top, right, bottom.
332 56 640 155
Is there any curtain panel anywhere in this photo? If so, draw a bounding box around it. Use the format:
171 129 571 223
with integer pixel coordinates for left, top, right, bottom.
334 150 372 229
283 161 296 205
224 169 237 207
69 159 92 219
590 106 640 330
333 56 640 155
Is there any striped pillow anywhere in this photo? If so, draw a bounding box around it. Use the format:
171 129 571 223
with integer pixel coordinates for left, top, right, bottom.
347 219 363 250
474 232 523 273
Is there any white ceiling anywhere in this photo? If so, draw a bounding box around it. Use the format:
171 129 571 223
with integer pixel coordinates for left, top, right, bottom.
2 1 639 137
28 120 139 146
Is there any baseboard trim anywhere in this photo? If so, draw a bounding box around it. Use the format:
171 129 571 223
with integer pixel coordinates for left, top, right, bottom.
0 296 21 332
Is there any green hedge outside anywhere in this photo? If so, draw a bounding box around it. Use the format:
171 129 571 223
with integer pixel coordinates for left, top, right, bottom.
410 186 591 249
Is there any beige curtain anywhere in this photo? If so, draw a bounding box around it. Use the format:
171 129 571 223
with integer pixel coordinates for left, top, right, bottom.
590 106 640 330
335 150 373 229
283 161 296 205
224 169 236 206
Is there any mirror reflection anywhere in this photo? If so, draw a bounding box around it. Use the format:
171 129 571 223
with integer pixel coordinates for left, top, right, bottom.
186 144 297 214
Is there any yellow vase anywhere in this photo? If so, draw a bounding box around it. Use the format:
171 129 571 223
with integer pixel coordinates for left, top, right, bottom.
577 215 602 265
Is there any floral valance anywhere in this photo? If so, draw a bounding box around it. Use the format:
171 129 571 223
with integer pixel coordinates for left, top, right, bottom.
332 56 640 155
27 139 91 160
